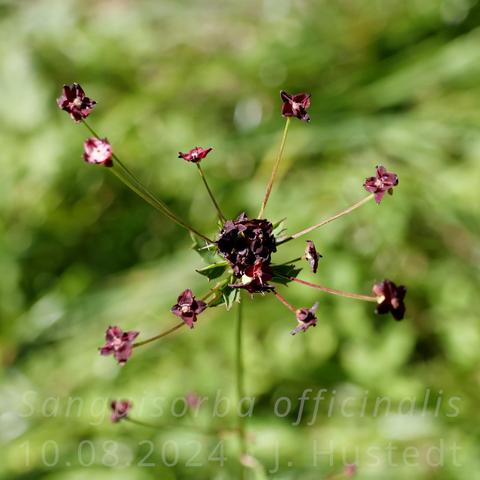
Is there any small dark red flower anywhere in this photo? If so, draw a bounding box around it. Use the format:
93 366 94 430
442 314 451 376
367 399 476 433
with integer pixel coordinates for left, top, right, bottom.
291 302 319 335
344 464 357 477
110 400 132 423
83 137 113 167
231 260 274 294
186 392 202 409
171 289 207 328
363 165 398 204
57 83 96 122
280 90 311 122
372 279 406 320
100 326 139 365
304 240 322 274
178 147 212 163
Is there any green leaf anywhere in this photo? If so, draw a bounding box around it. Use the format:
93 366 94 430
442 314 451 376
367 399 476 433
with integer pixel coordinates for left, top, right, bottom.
270 263 302 285
272 217 287 239
196 262 229 281
191 232 219 264
207 277 240 310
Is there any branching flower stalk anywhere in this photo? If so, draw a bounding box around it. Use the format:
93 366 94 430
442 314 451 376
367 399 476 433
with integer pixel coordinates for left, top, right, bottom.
82 120 213 243
58 83 407 475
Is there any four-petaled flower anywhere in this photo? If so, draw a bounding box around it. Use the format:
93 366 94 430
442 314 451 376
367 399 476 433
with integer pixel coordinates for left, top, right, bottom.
291 302 319 335
178 147 213 163
304 240 322 274
110 400 132 423
363 165 399 204
373 279 406 320
280 90 311 122
83 137 113 167
57 83 96 122
171 289 207 328
100 326 139 365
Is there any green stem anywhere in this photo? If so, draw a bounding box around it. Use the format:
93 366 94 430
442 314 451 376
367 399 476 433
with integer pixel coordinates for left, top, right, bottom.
287 276 377 302
258 117 291 218
235 299 247 478
196 164 226 222
82 120 213 244
277 194 375 246
133 321 185 348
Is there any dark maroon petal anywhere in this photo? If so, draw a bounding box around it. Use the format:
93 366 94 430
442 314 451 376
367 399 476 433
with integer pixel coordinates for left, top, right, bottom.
282 102 294 117
193 299 207 314
292 93 311 109
100 345 114 356
125 331 139 342
280 90 292 103
105 325 122 342
115 343 133 364
374 191 385 204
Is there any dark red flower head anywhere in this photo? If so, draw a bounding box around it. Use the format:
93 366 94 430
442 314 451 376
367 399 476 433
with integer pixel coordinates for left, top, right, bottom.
171 289 207 328
372 279 406 320
57 83 96 122
231 260 274 294
83 137 113 167
291 302 319 335
280 90 311 122
304 240 322 274
178 147 212 163
363 165 398 204
217 213 277 277
100 326 139 365
110 400 132 423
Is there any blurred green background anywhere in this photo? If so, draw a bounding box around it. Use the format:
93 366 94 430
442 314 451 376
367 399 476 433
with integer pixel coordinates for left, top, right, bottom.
1 0 479 478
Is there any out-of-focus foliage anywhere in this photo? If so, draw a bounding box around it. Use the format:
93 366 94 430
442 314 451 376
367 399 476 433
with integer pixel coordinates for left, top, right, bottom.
0 0 479 478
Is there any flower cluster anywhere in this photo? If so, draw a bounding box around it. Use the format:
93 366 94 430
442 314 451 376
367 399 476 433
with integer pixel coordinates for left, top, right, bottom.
58 84 406 381
217 213 277 279
58 83 408 476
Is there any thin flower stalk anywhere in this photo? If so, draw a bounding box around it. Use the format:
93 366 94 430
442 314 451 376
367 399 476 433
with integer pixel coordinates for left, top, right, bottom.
196 163 226 222
277 194 375 245
82 120 213 243
133 322 184 348
288 276 377 302
235 299 247 479
258 117 291 218
273 291 297 312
